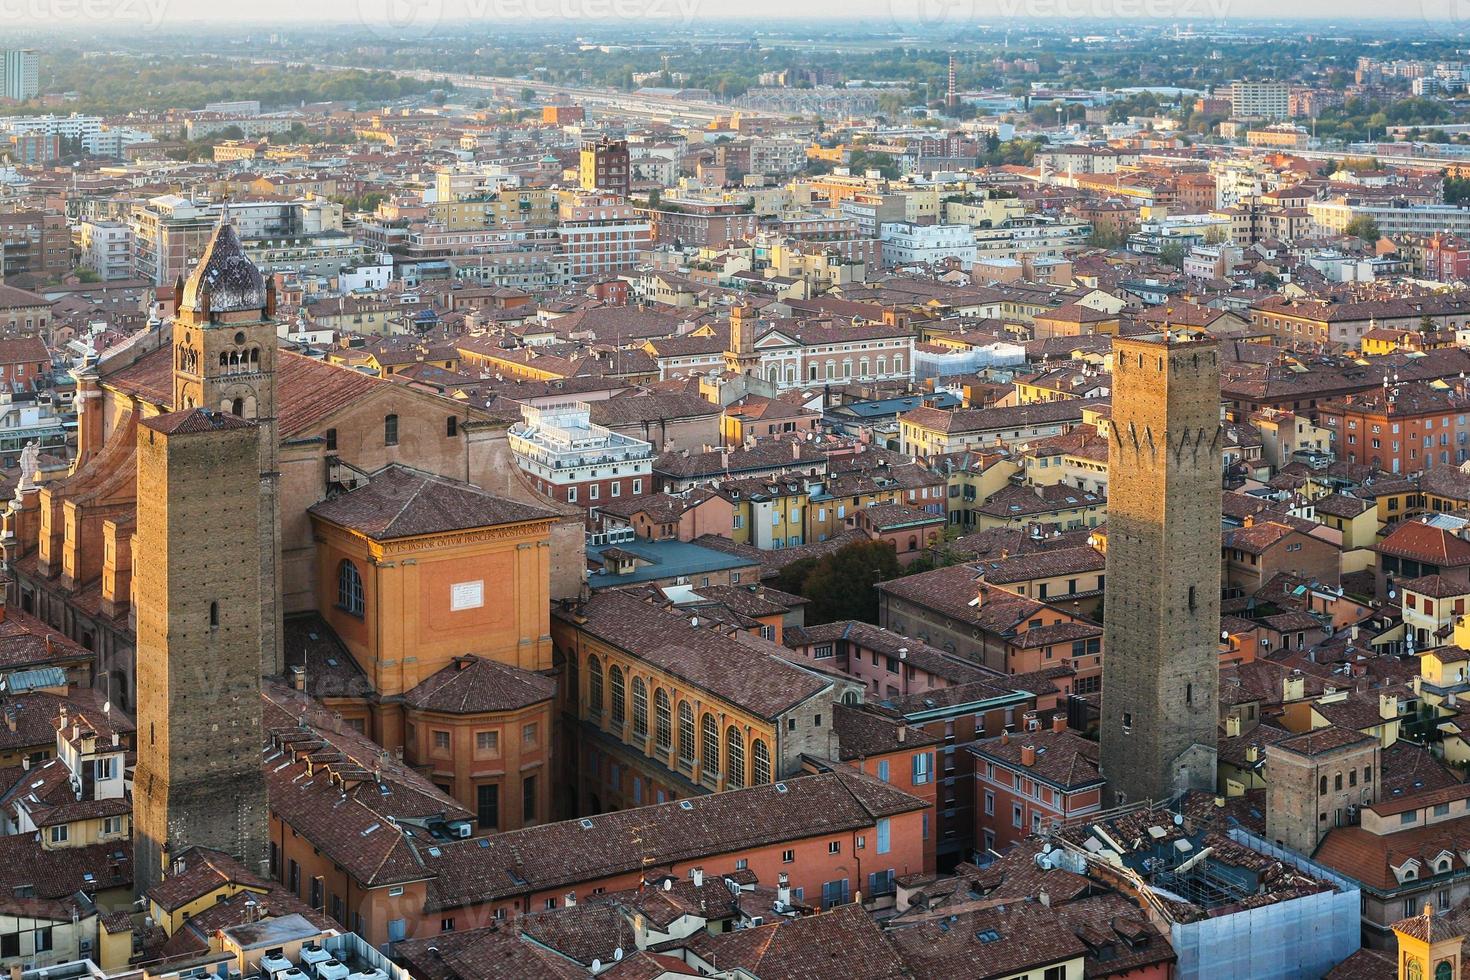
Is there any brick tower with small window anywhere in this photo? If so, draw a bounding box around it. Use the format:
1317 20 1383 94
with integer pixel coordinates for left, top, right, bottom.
1099 333 1222 805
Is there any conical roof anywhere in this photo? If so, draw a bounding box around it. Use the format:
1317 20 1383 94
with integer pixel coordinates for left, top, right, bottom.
179 222 266 315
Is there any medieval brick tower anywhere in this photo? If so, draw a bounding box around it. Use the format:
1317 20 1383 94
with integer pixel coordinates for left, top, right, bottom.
132 408 270 894
133 222 279 893
1099 333 1222 805
170 221 283 677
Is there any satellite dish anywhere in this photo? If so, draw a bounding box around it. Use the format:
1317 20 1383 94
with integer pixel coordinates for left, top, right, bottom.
663 879 672 891
102 701 110 715
614 948 624 961
1389 589 1398 600
1173 814 1184 826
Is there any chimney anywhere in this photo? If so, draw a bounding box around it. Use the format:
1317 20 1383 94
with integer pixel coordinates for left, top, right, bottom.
792 441 801 460
1020 744 1037 767
692 868 704 888
1052 714 1067 734
777 873 791 907
1243 514 1254 528
290 664 306 692
1380 692 1398 720
896 726 907 743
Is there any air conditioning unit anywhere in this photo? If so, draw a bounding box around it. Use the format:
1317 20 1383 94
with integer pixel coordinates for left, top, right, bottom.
456 823 472 839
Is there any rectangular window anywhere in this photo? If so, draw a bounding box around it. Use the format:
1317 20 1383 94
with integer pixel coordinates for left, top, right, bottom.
828 840 841 854
782 849 795 863
433 730 450 751
104 815 122 835
912 752 932 785
523 773 537 823
877 760 889 782
523 723 538 747
50 825 68 844
477 783 499 830
476 730 499 754
876 818 891 854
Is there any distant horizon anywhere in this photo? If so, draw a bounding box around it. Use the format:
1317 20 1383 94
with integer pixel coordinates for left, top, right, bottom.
12 7 1470 29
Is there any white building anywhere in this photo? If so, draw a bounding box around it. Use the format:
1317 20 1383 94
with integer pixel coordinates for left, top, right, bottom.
879 221 976 268
509 402 654 507
77 221 132 281
339 254 393 293
1228 80 1289 120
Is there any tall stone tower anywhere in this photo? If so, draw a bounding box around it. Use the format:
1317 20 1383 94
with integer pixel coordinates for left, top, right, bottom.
724 305 762 377
132 407 270 894
1099 334 1222 805
170 222 283 676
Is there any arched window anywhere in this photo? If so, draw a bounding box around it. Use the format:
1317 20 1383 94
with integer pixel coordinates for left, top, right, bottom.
609 666 625 726
631 677 648 738
337 560 364 617
726 726 745 788
384 414 399 447
701 713 720 777
677 702 695 767
1319 775 1328 795
587 655 603 715
209 601 219 629
231 397 244 417
250 347 260 365
655 689 672 750
752 739 771 785
446 415 458 438
907 534 918 551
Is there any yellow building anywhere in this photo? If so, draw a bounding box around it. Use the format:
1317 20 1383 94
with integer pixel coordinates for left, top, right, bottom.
1315 494 1379 574
307 464 560 826
553 589 848 812
1391 905 1464 980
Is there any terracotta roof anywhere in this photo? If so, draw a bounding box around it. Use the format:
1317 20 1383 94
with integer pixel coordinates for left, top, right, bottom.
684 903 908 980
146 846 271 912
418 770 925 912
968 729 1104 791
556 590 828 719
402 657 555 714
141 407 255 435
1271 725 1375 758
310 464 555 539
107 344 385 438
1379 519 1470 567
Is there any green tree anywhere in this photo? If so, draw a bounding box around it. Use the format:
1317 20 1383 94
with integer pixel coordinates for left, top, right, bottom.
1345 215 1381 243
1159 241 1187 268
773 540 904 625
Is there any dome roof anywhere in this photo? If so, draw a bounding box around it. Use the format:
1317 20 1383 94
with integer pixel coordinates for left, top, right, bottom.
180 222 267 315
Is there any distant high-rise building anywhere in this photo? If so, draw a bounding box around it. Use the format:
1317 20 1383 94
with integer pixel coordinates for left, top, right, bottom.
1 50 39 102
1099 333 1222 805
579 137 630 198
1227 80 1289 120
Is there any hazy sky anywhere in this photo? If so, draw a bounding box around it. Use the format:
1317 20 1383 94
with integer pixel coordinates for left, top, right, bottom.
13 0 1470 28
